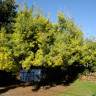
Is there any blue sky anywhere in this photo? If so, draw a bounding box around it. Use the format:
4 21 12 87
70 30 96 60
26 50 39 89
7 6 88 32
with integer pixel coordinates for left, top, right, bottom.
16 0 96 37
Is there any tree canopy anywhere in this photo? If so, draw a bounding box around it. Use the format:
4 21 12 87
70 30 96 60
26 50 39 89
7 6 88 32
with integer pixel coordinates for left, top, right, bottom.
0 4 96 73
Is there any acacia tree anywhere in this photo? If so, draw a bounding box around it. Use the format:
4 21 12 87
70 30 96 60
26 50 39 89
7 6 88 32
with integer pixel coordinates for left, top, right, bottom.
53 13 84 66
11 9 85 70
80 39 96 72
0 6 96 74
12 7 54 70
0 28 18 73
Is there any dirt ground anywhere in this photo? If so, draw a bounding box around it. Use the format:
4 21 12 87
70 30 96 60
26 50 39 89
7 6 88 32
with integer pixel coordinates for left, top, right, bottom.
1 74 96 96
0 85 67 96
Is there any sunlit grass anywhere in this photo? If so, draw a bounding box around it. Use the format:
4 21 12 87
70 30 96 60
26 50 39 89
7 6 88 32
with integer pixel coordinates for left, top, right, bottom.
58 80 96 96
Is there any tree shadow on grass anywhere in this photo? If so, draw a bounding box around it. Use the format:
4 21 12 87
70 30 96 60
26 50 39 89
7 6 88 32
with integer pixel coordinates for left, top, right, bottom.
0 64 85 93
0 70 32 94
32 64 85 91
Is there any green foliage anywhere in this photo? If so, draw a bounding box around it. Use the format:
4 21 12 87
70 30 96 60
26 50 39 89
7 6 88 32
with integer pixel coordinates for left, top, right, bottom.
12 7 54 69
0 5 96 73
0 28 18 73
80 40 96 72
0 0 17 32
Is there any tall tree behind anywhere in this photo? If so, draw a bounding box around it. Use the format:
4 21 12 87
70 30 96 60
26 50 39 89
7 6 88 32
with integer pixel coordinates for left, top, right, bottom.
0 0 17 32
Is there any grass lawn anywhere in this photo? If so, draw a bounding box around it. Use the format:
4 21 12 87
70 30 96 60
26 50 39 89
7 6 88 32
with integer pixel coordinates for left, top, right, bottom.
58 80 96 96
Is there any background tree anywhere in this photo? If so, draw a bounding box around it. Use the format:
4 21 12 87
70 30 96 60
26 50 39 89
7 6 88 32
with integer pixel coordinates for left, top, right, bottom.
0 0 17 32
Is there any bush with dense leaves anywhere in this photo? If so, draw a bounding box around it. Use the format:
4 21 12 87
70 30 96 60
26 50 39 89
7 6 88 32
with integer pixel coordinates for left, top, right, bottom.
0 5 96 74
